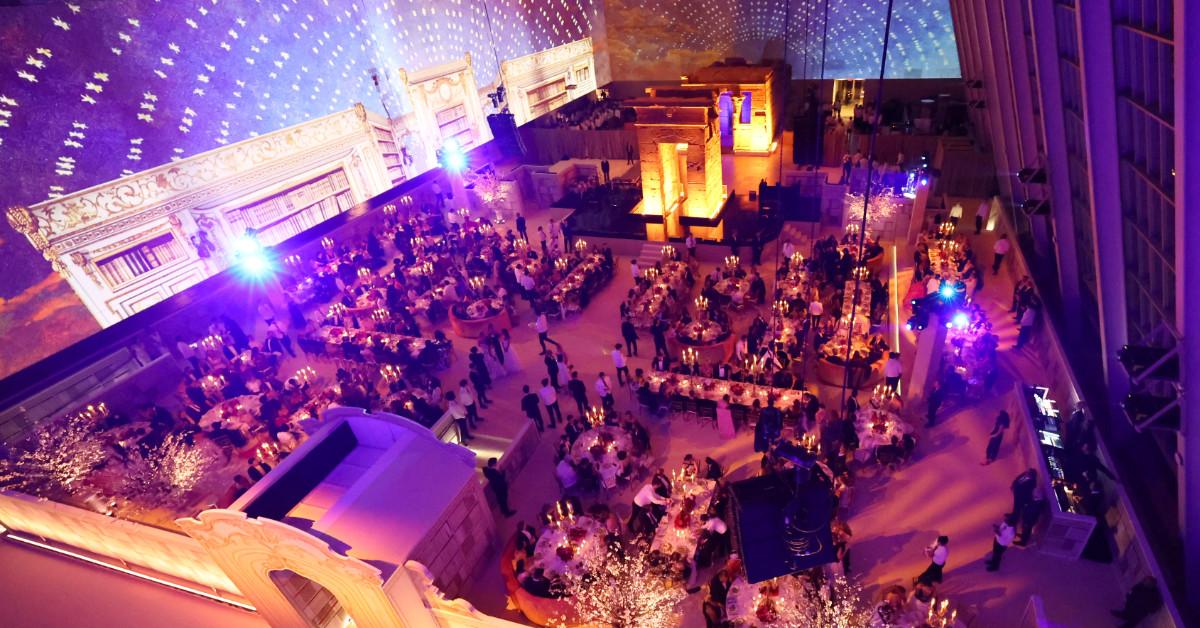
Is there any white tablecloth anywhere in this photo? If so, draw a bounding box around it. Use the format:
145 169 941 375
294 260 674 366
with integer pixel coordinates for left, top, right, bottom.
650 478 716 559
529 516 606 578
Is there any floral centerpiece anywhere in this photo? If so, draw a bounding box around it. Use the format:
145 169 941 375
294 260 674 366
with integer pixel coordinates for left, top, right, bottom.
676 320 731 346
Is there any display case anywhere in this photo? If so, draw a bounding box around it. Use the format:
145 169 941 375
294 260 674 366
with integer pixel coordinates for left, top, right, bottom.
1012 383 1097 559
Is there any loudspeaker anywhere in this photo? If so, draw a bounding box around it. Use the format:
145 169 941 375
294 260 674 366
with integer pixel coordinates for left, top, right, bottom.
487 113 524 158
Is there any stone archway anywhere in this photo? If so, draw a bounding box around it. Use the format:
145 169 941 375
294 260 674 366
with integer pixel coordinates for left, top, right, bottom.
177 510 420 628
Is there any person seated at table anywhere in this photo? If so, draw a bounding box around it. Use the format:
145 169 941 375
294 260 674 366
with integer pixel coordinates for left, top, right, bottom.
623 413 651 456
555 456 579 491
615 450 634 484
520 568 555 598
669 551 692 583
246 460 272 482
871 585 908 626
771 368 795 389
514 521 538 558
652 351 671 372
682 453 699 477
711 361 733 380
555 435 571 461
703 570 732 628
690 458 718 483
208 421 249 449
564 416 584 444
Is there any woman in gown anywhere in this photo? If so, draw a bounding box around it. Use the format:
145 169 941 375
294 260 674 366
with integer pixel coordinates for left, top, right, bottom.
500 328 522 372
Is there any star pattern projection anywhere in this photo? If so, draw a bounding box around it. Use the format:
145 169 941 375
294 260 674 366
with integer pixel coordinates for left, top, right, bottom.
0 0 601 206
607 0 959 81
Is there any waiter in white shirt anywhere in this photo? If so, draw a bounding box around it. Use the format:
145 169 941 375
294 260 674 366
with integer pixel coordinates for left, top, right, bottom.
612 344 630 385
595 372 615 411
992 233 1011 275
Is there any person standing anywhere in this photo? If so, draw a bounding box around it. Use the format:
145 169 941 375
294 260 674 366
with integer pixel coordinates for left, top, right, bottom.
445 392 472 444
544 352 561 388
992 233 1011 275
1009 468 1038 517
596 372 615 411
975 198 990 235
925 381 944 427
521 385 544 432
651 318 669 356
1016 485 1046 546
1016 303 1038 348
540 378 563 428
1111 577 1164 628
621 318 639 357
884 352 902 391
567 371 589 415
483 458 516 516
686 233 697 259
915 535 950 585
458 379 482 429
534 310 562 354
983 410 1011 465
515 213 528 241
986 515 1017 571
600 158 611 184
612 344 630 386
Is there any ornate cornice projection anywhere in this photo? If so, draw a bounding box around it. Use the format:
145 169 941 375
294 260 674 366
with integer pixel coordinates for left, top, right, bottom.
6 205 63 273
23 108 368 247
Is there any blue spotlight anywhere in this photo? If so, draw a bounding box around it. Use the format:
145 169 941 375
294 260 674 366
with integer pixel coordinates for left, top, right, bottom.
952 311 970 329
439 139 466 173
939 282 956 300
232 233 274 279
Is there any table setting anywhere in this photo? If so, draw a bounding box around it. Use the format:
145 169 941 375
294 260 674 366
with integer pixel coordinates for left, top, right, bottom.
650 474 716 559
530 513 607 579
854 407 911 459
570 426 633 487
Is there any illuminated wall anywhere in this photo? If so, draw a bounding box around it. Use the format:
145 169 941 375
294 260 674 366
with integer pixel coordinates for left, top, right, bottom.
605 0 959 80
0 0 606 381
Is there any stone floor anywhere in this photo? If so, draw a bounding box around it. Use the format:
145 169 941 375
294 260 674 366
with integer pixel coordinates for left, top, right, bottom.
453 197 1125 628
1 150 1127 628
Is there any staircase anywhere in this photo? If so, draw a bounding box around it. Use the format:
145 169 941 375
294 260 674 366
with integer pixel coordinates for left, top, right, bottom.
778 223 816 257
635 241 674 268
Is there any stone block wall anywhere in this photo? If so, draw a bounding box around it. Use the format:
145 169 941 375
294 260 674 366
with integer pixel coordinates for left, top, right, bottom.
407 474 497 599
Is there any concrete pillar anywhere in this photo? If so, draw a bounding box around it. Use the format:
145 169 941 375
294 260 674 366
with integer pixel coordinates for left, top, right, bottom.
1174 0 1200 608
905 314 948 408
906 174 936 246
1025 0 1081 309
1074 1 1129 407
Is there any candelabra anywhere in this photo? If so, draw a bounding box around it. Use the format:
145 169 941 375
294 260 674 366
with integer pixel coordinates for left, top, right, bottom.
327 303 347 319
661 245 676 260
382 203 397 217
724 255 740 269
294 366 317 386
926 598 958 628
357 267 372 281
694 295 709 311
554 257 569 272
321 236 335 250
773 300 789 317
789 251 804 266
283 254 302 269
642 266 660 281
852 265 871 281
468 276 485 292
380 364 403 383
575 239 588 253
681 347 699 368
585 405 606 428
371 307 390 323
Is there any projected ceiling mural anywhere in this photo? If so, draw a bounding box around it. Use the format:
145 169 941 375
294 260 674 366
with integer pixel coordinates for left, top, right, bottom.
0 0 604 380
605 0 959 81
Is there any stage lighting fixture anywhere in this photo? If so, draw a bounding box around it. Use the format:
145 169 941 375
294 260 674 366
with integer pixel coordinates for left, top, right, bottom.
952 311 970 329
438 139 467 173
939 282 956 300
1122 392 1181 430
232 232 274 279
1017 167 1047 184
1118 344 1179 382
